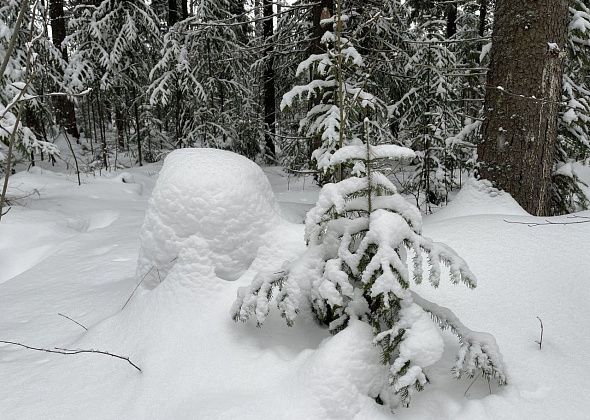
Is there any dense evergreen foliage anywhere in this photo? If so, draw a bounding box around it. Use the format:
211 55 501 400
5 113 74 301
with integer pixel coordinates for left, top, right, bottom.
1 0 589 212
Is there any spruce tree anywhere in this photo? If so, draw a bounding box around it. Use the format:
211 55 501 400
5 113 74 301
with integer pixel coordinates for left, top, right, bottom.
233 2 506 408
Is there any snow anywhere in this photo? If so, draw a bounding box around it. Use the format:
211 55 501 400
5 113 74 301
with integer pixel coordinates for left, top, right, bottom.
1 157 590 419
136 149 282 284
427 178 529 222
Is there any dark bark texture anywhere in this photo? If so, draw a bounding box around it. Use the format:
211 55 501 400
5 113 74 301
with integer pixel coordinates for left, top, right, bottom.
446 4 457 38
310 0 334 55
49 0 79 139
262 0 276 159
478 0 569 216
168 0 178 27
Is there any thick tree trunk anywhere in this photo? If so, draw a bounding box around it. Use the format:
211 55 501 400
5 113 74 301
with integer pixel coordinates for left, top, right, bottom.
49 0 79 139
478 0 568 216
262 0 276 160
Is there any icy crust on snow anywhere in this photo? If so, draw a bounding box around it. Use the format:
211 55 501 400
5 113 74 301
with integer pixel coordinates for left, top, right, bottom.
428 178 528 222
136 148 281 286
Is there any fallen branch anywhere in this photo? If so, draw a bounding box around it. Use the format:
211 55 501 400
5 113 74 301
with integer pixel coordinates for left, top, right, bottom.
57 312 88 331
122 266 154 310
535 317 544 350
0 340 141 372
504 215 590 227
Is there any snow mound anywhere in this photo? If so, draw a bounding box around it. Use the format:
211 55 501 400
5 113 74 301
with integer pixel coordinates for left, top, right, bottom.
303 320 388 418
137 148 281 286
429 178 528 222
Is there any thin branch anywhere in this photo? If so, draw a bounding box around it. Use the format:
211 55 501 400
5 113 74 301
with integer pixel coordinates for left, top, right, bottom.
57 313 88 331
122 266 154 310
0 340 141 372
504 217 590 227
535 317 543 350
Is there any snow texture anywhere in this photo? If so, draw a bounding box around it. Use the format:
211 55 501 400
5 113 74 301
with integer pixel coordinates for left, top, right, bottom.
136 148 281 286
1 159 590 419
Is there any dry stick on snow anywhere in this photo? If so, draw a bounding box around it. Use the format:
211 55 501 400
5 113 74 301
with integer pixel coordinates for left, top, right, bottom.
504 216 590 227
535 317 544 350
0 340 141 372
464 373 481 397
121 266 155 310
57 313 88 331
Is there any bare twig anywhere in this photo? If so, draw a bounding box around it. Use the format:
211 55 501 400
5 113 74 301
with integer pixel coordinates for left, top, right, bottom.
535 317 543 350
504 217 590 227
57 313 88 331
122 266 154 310
464 373 481 397
0 340 141 372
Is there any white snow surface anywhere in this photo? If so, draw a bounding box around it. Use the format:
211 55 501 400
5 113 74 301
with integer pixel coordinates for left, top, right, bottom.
1 157 590 419
136 148 282 284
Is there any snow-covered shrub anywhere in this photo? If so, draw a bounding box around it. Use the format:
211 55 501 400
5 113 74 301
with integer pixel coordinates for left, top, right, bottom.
233 125 506 408
137 148 281 286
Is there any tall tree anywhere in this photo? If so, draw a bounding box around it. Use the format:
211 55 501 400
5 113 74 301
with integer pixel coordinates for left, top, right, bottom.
478 0 569 216
49 0 79 139
262 0 276 159
168 0 178 27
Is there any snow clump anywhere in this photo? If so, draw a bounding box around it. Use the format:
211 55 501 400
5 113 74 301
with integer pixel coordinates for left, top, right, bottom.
137 148 281 287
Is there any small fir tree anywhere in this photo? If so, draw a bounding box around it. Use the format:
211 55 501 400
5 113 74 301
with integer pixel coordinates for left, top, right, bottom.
233 3 506 408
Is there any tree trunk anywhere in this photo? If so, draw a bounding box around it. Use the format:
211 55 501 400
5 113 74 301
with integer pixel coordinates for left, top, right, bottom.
310 0 334 55
262 0 276 160
446 4 457 38
478 0 488 37
168 0 178 27
49 0 79 139
115 107 126 150
308 0 334 165
478 0 569 216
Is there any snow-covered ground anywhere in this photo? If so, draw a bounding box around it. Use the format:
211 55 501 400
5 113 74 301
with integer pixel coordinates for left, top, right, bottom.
0 151 589 419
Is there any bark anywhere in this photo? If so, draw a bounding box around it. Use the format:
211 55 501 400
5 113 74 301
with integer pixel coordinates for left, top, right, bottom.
310 0 334 55
49 0 79 139
168 0 178 27
446 4 457 38
262 0 276 160
478 0 569 216
308 0 334 165
115 107 125 150
134 93 143 167
478 0 488 37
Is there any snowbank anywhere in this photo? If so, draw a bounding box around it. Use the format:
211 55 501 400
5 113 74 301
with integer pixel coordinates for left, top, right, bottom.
428 178 528 222
2 163 590 419
136 148 282 285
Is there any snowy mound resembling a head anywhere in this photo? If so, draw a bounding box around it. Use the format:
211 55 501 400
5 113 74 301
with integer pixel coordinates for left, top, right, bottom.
137 148 281 287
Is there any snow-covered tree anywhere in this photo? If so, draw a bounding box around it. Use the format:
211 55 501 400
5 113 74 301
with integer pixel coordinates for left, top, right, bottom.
149 0 258 155
233 120 506 407
552 1 590 214
1 1 60 169
67 0 162 166
233 5 506 407
280 5 389 183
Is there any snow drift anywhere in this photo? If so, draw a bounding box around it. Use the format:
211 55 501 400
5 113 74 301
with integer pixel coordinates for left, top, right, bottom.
136 148 282 286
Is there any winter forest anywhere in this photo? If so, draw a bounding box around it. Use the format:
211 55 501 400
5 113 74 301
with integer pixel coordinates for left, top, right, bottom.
0 0 589 419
